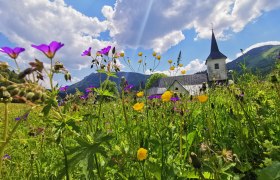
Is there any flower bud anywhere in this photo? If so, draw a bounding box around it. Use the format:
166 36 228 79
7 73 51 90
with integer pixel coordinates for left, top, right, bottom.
7 84 17 91
26 92 35 100
10 88 20 96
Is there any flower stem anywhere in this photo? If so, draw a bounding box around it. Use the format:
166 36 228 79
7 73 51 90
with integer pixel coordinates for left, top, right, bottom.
121 90 128 125
49 58 54 91
14 58 20 73
0 103 8 175
3 103 8 142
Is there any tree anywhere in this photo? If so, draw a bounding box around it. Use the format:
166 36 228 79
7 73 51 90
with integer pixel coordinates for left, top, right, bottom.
145 73 167 90
101 79 119 97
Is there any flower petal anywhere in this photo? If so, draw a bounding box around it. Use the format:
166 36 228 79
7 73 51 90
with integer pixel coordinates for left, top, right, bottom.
13 47 25 54
31 44 50 54
0 47 13 54
49 41 64 53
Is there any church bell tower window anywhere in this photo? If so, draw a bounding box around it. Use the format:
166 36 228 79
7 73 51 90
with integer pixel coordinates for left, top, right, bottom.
214 63 219 69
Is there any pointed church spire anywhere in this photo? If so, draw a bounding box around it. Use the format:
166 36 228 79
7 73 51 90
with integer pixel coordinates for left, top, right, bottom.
206 30 227 61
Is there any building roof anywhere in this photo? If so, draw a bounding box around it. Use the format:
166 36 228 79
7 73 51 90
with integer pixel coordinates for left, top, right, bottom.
151 73 208 88
206 30 227 61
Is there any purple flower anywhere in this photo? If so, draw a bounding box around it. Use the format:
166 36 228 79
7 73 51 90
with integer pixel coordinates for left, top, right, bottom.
171 97 180 102
80 94 88 100
81 47 92 56
148 95 161 100
31 41 64 59
2 154 11 160
85 85 95 93
124 84 134 91
0 47 25 59
98 46 111 56
15 111 30 121
59 85 69 92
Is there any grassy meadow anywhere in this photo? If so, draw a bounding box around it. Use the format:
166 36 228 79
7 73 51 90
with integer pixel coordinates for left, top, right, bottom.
1 70 280 179
0 43 280 179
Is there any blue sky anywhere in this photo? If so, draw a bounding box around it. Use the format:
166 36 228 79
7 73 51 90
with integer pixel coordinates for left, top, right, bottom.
0 0 280 87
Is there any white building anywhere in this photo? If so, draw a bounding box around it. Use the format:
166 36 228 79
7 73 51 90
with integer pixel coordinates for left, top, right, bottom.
147 30 228 96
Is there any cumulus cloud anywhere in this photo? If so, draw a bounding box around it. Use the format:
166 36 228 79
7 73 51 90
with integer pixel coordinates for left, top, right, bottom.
0 0 114 70
236 41 280 57
104 0 280 51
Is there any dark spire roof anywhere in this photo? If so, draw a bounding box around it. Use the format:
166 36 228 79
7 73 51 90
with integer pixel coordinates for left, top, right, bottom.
206 30 227 61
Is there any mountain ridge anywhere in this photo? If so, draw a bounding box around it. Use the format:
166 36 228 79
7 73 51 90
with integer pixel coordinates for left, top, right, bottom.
67 44 280 93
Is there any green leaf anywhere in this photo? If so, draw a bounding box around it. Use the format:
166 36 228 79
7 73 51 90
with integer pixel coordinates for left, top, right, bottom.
184 131 197 159
256 161 280 180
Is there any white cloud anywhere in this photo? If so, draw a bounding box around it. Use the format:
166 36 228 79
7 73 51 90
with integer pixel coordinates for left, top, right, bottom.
145 58 206 76
104 0 280 51
152 31 185 53
0 0 114 70
236 41 280 57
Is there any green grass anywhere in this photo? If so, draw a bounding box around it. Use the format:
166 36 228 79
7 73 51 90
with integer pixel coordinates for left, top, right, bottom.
1 71 280 179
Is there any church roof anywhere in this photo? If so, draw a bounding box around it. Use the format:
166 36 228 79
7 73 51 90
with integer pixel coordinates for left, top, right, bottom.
206 30 227 61
151 73 208 88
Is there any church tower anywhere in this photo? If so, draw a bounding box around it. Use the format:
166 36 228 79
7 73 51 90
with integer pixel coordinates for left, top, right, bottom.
206 30 228 82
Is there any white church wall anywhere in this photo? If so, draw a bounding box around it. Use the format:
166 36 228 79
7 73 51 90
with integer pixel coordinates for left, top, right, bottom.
206 58 227 81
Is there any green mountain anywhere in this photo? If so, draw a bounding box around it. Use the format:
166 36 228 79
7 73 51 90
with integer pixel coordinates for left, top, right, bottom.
66 71 150 94
227 45 280 75
66 44 280 94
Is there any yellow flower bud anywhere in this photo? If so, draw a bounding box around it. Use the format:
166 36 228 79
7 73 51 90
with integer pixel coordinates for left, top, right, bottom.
168 59 172 64
152 51 157 56
120 52 125 57
161 91 173 102
136 91 144 97
170 66 175 71
181 70 186 74
137 148 148 161
197 95 208 103
138 52 143 56
156 55 161 60
133 102 144 111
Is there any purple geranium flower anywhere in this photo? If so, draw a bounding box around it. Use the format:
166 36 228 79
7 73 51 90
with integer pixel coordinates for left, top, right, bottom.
148 95 161 100
59 85 69 92
2 154 11 160
85 85 95 93
15 111 30 121
80 94 88 100
31 41 64 59
98 46 111 56
124 84 134 91
171 97 180 102
81 47 92 56
0 47 25 59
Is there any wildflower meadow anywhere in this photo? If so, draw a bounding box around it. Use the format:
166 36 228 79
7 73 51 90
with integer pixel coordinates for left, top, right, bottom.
0 42 280 180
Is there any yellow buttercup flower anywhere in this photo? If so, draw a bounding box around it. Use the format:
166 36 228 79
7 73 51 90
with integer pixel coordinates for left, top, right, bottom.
138 52 143 56
156 55 161 60
133 102 144 111
137 91 144 97
197 95 208 103
120 52 125 57
178 63 183 67
137 148 148 161
152 51 157 56
181 70 186 74
138 59 142 63
161 91 173 102
168 59 172 64
170 66 175 71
